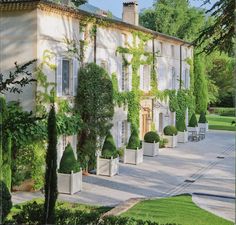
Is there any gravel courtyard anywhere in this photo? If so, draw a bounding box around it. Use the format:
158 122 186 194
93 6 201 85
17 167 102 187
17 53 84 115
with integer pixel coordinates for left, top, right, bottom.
13 130 235 222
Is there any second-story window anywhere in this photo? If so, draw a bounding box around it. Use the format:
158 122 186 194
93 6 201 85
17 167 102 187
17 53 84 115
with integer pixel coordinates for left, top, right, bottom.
171 45 175 58
121 64 129 91
62 59 71 96
140 65 151 92
56 57 78 97
171 67 176 90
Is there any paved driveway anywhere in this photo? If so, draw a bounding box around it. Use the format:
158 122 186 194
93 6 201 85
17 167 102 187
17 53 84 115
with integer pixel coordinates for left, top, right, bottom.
12 130 235 221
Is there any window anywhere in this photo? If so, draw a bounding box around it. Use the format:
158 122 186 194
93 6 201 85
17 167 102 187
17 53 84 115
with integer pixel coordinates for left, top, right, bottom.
56 57 78 97
116 121 128 147
121 121 127 144
184 68 189 89
122 33 127 47
101 60 108 72
171 45 175 58
121 64 129 91
171 67 176 90
157 65 165 90
143 65 151 91
62 59 70 96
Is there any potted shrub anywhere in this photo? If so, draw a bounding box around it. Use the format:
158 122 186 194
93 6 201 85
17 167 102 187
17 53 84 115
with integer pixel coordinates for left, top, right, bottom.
187 113 199 133
58 144 82 195
143 131 160 156
123 128 143 165
97 132 119 177
198 111 208 131
176 117 188 143
163 125 178 148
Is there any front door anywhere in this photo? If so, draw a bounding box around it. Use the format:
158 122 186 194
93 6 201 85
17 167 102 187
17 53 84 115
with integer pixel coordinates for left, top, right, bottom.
141 108 151 139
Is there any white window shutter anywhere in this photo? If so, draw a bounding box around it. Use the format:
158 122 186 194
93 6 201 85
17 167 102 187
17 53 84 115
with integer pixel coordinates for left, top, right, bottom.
127 122 131 142
56 57 63 97
118 61 122 92
57 136 63 168
118 121 122 147
139 65 144 90
128 65 132 91
72 135 77 159
148 65 151 91
73 58 79 96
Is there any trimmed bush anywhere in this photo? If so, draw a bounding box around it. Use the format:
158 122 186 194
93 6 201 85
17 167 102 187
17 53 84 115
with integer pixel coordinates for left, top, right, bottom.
144 131 160 143
102 132 118 159
176 118 187 132
163 126 178 136
127 128 140 150
189 113 198 127
0 180 12 223
58 143 81 174
198 112 207 123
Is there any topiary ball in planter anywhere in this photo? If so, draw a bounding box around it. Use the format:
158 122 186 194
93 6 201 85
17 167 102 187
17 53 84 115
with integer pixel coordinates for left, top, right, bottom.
144 131 160 143
163 125 178 136
102 132 118 159
189 113 198 127
58 144 81 174
176 117 187 132
198 111 207 123
127 128 140 150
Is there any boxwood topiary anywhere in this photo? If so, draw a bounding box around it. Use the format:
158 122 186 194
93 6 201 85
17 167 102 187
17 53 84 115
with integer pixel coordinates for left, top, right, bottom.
189 113 198 127
102 132 118 159
58 144 81 174
198 111 207 123
144 131 160 143
163 125 178 136
176 117 187 132
127 128 140 150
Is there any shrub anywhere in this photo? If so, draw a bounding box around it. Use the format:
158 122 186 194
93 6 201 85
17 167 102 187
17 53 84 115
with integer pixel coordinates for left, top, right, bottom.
58 143 81 174
163 126 178 136
159 138 168 148
0 181 12 223
188 114 198 127
102 132 118 159
176 118 187 132
127 128 140 150
144 131 160 143
198 112 207 123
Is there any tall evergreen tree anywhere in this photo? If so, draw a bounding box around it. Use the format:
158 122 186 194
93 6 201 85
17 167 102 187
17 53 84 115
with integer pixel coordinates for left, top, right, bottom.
194 56 208 113
44 104 58 225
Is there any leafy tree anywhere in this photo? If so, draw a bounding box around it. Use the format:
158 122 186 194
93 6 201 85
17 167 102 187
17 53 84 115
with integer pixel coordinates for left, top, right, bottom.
77 63 114 169
44 104 58 225
194 56 208 113
0 60 36 94
195 0 235 55
140 0 206 41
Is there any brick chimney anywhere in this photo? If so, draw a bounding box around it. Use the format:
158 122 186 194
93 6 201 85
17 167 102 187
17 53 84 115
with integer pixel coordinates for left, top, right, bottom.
122 1 139 26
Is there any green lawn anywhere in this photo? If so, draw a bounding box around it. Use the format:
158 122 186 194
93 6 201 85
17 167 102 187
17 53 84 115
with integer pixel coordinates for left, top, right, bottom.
206 114 235 131
122 195 233 225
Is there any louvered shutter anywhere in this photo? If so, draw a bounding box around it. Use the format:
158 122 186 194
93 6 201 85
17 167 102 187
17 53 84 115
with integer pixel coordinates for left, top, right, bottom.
128 65 132 91
148 65 151 91
127 122 131 142
73 58 79 96
118 60 123 92
72 135 77 159
139 65 144 90
56 57 63 97
57 136 63 168
117 121 122 148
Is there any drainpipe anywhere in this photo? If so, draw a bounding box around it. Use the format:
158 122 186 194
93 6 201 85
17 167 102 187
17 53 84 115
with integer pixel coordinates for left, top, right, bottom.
152 37 155 122
94 26 97 64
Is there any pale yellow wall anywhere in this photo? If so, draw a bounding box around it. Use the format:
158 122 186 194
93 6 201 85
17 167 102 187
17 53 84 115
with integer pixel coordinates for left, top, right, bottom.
0 10 37 111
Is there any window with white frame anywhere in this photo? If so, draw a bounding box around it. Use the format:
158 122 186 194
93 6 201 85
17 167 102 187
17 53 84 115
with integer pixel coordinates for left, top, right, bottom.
143 65 151 91
121 64 129 91
171 67 176 90
184 68 189 89
121 121 127 145
157 65 165 90
116 120 129 148
56 57 78 97
171 45 175 58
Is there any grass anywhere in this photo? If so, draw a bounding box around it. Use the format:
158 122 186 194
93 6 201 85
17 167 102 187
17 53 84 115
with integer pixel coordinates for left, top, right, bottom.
122 194 233 225
206 114 235 131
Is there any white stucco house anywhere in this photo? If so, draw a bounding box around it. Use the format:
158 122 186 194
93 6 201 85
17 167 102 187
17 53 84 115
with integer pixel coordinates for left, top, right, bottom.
0 0 193 164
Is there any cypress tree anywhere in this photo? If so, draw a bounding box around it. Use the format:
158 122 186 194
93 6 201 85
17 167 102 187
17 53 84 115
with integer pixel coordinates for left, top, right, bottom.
194 56 208 113
0 96 12 190
43 104 58 225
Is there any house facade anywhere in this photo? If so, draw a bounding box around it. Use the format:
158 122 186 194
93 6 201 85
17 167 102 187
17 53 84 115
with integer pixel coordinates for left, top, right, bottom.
0 0 193 164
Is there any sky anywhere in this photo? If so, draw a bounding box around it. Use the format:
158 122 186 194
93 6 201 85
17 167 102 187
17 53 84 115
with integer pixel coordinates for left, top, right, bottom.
88 0 216 18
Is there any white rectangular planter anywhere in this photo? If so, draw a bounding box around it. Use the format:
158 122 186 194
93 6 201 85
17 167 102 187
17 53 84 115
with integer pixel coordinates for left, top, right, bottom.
177 131 188 143
58 171 82 195
164 135 177 148
143 142 159 157
198 123 208 131
187 126 199 133
123 148 143 165
97 157 119 177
